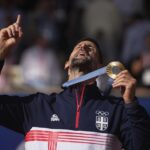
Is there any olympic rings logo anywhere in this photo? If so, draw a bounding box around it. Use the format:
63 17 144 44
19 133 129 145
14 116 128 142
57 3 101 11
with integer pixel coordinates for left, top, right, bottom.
96 110 109 116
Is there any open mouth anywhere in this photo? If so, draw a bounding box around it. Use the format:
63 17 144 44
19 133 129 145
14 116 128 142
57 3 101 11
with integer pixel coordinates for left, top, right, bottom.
76 53 86 59
79 53 86 56
77 50 87 56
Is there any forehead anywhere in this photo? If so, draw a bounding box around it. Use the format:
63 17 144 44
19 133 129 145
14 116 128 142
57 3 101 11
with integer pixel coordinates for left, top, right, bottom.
75 40 97 47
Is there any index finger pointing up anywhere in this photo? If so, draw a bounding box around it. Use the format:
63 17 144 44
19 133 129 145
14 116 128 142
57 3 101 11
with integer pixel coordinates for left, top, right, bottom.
16 14 21 25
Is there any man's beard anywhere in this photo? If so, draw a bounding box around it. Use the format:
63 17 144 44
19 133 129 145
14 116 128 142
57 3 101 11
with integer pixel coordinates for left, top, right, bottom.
70 56 93 71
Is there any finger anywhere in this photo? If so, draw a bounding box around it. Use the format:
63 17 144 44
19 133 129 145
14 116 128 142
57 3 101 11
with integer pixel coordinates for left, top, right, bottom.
113 78 126 85
116 70 129 78
0 28 7 36
14 23 19 32
18 27 23 38
116 72 134 81
14 15 22 33
9 25 16 36
112 81 127 88
113 80 134 90
16 14 21 26
6 28 13 37
114 75 131 83
114 75 127 84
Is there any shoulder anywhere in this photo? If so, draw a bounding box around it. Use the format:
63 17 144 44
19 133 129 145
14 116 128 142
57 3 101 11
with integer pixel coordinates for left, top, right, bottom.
35 92 58 102
19 92 58 105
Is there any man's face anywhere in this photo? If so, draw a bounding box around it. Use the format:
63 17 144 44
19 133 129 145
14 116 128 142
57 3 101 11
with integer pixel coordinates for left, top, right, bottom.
66 40 101 71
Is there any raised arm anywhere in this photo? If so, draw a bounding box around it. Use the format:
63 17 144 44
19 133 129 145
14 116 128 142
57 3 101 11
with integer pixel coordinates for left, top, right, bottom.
113 70 150 149
0 15 23 60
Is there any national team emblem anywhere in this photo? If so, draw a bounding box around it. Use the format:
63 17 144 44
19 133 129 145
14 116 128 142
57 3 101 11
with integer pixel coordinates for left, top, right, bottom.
95 111 109 131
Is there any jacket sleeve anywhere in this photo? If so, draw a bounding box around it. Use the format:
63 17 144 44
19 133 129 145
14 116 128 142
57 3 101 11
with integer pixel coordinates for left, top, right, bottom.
0 93 40 134
120 100 150 150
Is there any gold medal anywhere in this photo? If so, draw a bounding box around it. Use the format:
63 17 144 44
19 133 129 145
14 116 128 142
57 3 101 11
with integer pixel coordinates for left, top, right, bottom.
106 61 125 79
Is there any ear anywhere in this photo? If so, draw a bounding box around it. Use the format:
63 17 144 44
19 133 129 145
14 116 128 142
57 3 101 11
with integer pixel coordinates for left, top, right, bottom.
64 61 69 70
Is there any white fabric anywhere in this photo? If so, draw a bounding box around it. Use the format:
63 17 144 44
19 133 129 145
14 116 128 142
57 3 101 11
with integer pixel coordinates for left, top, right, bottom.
25 127 122 150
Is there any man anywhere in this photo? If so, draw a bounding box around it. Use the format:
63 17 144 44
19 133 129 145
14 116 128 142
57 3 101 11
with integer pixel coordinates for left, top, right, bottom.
0 15 150 150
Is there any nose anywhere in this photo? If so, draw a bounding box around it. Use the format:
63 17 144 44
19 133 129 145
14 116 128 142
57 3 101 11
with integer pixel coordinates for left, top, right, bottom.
80 43 87 50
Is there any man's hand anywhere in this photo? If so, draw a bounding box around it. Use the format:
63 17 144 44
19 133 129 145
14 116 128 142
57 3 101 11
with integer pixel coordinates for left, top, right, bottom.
0 14 23 59
112 70 137 104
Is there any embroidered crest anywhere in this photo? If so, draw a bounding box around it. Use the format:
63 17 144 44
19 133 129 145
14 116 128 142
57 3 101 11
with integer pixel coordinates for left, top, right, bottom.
51 114 60 122
95 111 109 131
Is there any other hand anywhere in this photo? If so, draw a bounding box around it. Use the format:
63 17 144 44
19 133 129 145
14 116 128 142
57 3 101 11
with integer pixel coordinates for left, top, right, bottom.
112 70 137 104
0 14 23 59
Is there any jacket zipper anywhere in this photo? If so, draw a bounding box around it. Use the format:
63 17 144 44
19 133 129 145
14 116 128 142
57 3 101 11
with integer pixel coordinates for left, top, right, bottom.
75 106 80 128
75 84 85 128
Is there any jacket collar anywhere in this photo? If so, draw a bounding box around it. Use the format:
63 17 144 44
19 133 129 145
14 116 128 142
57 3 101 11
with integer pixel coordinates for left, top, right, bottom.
63 82 102 100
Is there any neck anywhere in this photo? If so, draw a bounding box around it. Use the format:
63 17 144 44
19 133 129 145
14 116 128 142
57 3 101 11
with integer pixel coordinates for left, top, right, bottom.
68 67 96 85
68 68 85 80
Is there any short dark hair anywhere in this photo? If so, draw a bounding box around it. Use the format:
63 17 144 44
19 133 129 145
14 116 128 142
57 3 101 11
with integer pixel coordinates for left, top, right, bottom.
75 37 103 64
